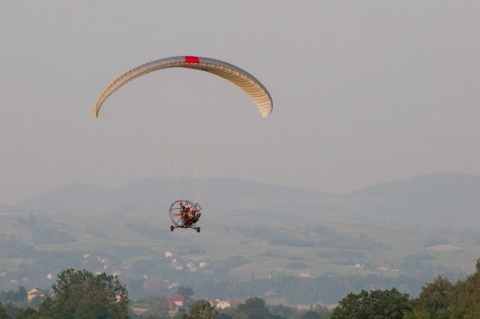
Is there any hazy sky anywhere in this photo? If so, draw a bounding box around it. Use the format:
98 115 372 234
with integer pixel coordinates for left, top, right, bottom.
1 1 480 204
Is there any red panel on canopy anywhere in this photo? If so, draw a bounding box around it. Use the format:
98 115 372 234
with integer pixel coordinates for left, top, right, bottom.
184 56 200 64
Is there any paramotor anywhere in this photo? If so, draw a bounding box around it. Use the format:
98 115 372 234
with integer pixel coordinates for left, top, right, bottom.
169 200 202 233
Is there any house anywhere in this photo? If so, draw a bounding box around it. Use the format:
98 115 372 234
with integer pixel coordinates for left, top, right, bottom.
166 295 184 308
28 289 44 302
174 264 184 271
186 262 197 272
165 251 173 258
376 265 389 271
216 301 231 309
255 273 272 280
205 298 215 306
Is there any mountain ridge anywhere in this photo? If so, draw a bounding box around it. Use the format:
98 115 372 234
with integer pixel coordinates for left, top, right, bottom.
349 172 480 226
8 172 480 228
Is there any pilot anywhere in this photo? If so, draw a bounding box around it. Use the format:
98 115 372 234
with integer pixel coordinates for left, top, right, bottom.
180 201 196 225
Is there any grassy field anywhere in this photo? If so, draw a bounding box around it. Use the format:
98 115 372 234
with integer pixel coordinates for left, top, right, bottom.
2 203 480 285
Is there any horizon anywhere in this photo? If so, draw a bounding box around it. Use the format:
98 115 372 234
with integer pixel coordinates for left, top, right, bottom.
8 170 479 205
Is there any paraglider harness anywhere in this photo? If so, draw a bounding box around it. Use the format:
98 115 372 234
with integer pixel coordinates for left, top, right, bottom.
169 200 202 233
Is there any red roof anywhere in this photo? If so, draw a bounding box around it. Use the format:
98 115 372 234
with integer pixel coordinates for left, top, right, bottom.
167 295 184 302
166 295 184 308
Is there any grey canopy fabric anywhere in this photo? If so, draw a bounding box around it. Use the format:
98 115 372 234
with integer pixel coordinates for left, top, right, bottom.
94 56 273 118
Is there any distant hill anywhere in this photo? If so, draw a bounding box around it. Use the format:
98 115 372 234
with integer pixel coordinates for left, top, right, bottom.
349 172 480 227
15 177 329 215
0 202 16 213
17 183 115 213
11 173 480 228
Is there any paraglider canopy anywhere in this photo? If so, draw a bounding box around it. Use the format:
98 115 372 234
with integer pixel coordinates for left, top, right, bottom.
94 56 273 119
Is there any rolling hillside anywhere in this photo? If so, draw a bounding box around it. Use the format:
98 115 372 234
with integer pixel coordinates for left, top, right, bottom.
1 173 480 303
10 173 480 229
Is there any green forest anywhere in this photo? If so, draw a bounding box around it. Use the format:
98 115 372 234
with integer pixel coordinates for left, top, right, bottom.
2 259 480 318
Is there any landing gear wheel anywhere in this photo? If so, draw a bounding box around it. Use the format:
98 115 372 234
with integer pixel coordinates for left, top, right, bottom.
196 227 201 233
170 225 174 232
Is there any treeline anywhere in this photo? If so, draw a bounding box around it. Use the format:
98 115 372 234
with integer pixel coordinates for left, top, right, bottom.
0 242 461 304
2 260 480 318
194 273 427 304
406 258 480 319
0 270 330 319
0 287 27 304
330 258 480 319
0 269 128 319
133 293 330 319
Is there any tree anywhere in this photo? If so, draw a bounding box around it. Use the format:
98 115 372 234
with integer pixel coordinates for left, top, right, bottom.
405 258 480 319
331 288 411 319
17 287 27 303
237 298 273 319
415 276 453 319
403 308 434 319
188 300 217 319
268 304 296 319
12 307 38 319
37 268 130 319
0 286 28 303
312 305 331 319
301 310 321 319
140 294 170 319
217 308 247 319
177 287 195 307
0 303 8 319
3 302 35 319
448 258 480 319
